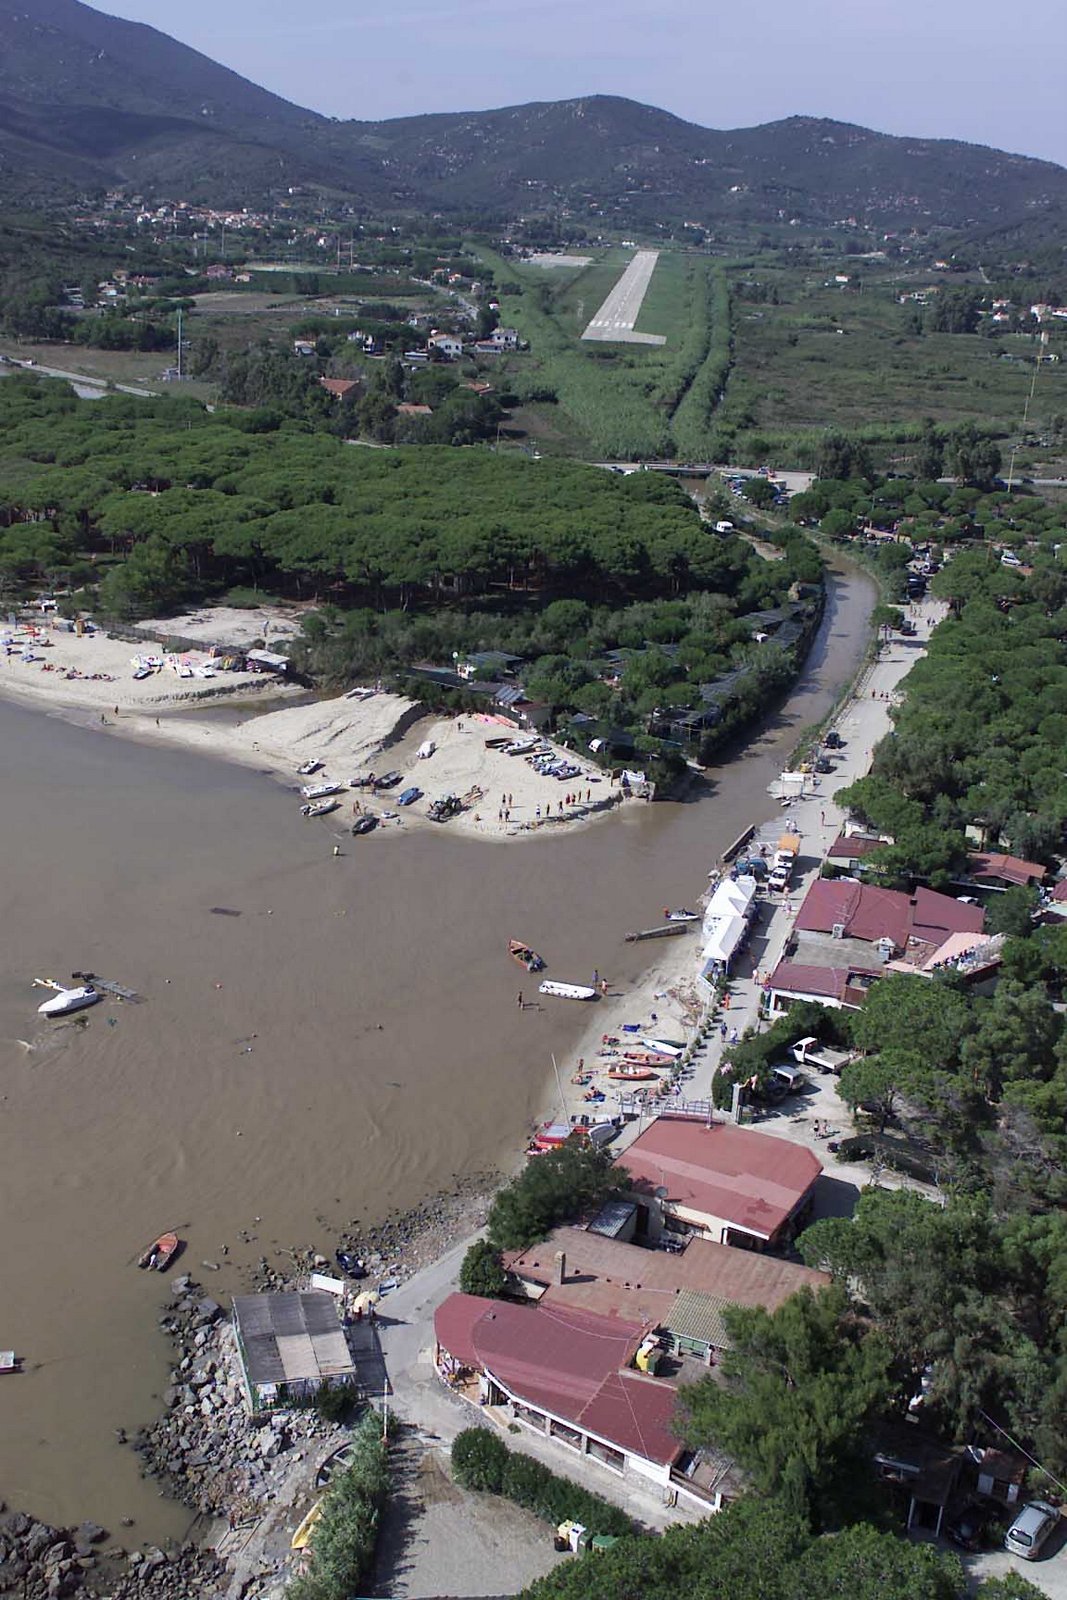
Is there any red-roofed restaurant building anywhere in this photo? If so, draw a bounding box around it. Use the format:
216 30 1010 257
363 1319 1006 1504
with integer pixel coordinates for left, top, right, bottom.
617 1116 822 1250
433 1292 737 1510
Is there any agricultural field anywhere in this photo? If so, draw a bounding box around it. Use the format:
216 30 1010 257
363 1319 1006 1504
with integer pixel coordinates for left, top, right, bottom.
479 246 729 459
717 263 1067 466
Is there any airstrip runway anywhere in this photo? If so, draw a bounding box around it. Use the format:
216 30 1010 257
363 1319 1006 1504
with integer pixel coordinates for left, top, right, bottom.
581 250 666 345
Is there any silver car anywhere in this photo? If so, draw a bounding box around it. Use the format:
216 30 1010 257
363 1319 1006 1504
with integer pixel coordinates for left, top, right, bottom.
1004 1500 1059 1560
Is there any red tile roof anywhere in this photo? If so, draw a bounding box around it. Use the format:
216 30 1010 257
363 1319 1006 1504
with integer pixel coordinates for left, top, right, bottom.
826 833 886 860
1053 880 1067 904
319 377 357 399
967 851 1044 888
795 879 983 951
618 1117 822 1241
766 960 880 1004
433 1294 681 1466
507 1225 829 1325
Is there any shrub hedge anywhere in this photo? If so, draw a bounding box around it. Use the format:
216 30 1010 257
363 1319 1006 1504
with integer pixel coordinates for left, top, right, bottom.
451 1427 636 1537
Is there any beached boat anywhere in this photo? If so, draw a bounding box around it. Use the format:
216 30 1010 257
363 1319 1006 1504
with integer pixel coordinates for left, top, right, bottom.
484 735 512 749
622 1051 675 1067
641 1037 684 1059
297 759 324 776
607 1064 660 1081
301 799 340 818
0 1351 21 1374
36 983 101 1018
138 1231 181 1271
351 815 378 835
509 939 545 972
539 980 597 1001
300 782 344 800
372 771 403 790
290 1500 324 1552
665 909 700 923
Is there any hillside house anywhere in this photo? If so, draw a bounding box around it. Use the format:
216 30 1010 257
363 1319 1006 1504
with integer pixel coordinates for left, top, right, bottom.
427 332 463 360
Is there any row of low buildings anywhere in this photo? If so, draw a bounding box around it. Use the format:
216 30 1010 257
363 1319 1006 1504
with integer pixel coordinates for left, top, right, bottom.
763 838 1054 1015
433 1113 827 1510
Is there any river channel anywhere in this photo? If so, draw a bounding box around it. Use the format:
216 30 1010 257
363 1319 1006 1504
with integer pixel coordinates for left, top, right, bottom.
0 556 875 1537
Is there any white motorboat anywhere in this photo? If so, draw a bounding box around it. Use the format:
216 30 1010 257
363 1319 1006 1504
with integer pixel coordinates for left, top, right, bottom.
665 909 700 923
37 984 102 1018
301 799 341 818
297 759 324 776
539 980 598 1002
300 782 345 800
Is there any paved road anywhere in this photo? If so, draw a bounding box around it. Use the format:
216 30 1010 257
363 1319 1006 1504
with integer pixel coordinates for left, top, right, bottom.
582 251 666 345
0 351 158 399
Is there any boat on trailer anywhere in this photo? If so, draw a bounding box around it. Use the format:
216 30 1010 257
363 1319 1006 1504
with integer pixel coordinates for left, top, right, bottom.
539 980 598 1002
509 939 545 972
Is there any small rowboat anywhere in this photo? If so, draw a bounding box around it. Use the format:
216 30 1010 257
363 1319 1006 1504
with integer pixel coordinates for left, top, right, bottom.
539 980 598 1001
509 939 545 972
607 1064 660 1081
138 1231 181 1271
622 1051 675 1067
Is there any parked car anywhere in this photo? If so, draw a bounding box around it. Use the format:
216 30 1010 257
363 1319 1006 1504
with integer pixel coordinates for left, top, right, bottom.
945 1501 998 1552
1004 1500 1060 1560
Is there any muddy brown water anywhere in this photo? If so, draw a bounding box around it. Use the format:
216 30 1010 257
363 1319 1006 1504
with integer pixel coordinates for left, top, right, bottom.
0 560 875 1537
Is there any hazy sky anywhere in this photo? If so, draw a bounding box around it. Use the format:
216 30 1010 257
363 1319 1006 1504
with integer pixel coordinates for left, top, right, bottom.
97 0 1066 167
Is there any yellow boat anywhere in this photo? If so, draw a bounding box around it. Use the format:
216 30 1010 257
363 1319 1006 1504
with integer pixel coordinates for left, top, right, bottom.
290 1499 324 1551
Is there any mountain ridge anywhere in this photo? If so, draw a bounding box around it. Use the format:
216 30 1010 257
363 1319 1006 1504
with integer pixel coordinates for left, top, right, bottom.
2 1 1066 231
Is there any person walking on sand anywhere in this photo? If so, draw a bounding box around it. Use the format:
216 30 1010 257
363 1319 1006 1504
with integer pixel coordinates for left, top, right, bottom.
517 991 524 1010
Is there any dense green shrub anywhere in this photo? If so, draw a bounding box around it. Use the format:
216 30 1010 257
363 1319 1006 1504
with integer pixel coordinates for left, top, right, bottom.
288 1409 389 1600
451 1426 509 1493
451 1427 635 1537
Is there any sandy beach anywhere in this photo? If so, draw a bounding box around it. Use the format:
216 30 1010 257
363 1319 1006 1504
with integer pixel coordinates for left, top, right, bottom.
0 608 633 842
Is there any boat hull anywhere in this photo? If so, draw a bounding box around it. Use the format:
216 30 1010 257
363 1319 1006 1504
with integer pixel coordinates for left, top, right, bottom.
539 981 597 1001
37 986 101 1018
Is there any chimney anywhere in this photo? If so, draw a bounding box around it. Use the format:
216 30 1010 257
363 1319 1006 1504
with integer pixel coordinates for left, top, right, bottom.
554 1250 567 1287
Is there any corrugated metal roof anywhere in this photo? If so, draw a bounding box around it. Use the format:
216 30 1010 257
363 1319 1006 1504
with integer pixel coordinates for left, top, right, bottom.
667 1289 733 1349
233 1292 356 1387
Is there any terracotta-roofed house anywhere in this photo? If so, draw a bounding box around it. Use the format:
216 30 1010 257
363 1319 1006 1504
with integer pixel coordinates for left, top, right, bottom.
765 958 882 1014
319 377 358 400
795 879 983 962
506 1224 829 1357
617 1116 822 1250
965 851 1045 890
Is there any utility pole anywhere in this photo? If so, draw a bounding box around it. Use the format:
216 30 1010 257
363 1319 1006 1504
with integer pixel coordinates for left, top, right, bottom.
176 308 183 380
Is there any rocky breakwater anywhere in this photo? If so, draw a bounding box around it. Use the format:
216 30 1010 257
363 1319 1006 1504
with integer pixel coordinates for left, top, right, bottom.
0 1510 224 1599
131 1276 337 1520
